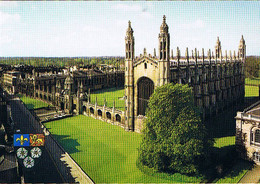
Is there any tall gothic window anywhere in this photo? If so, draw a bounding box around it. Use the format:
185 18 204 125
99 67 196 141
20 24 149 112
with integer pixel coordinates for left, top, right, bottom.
255 129 260 143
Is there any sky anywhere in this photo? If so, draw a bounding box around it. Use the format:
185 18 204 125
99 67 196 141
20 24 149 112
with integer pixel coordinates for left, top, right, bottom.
0 1 259 57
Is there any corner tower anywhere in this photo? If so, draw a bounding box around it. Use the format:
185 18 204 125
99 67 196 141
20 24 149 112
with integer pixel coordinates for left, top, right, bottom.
238 35 246 59
158 15 170 86
125 21 135 131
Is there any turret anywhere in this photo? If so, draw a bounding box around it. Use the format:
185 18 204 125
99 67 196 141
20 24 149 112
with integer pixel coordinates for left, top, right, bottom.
125 21 135 131
158 15 170 86
215 37 222 59
208 49 211 63
125 21 134 60
238 35 246 59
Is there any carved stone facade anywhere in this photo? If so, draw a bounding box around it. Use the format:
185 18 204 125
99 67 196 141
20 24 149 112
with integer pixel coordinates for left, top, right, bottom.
236 101 260 165
125 16 246 132
2 66 124 114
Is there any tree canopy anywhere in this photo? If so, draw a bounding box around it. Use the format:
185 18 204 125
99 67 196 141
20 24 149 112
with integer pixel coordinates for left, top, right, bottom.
138 83 212 175
245 56 260 79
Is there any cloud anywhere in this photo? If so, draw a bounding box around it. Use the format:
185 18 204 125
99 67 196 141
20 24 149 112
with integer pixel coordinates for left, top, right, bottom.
0 35 12 44
181 19 205 29
0 11 21 25
140 11 153 19
113 4 142 12
0 1 18 7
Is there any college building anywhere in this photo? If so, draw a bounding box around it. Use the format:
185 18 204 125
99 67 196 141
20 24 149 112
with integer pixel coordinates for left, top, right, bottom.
125 16 245 132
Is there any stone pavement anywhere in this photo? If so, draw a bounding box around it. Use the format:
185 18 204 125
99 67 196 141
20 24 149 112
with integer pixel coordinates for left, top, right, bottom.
60 153 94 184
239 165 260 183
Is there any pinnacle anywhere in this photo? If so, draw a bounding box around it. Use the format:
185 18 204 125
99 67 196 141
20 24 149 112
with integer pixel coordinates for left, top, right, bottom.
128 21 131 28
163 15 166 23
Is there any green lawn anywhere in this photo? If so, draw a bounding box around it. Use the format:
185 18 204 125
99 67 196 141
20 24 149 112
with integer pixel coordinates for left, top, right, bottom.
216 159 252 183
90 87 125 111
18 94 51 110
245 85 259 97
245 78 260 86
44 115 202 183
214 136 235 148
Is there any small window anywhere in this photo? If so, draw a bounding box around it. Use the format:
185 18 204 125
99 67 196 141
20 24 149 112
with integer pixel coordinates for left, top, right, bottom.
144 63 147 69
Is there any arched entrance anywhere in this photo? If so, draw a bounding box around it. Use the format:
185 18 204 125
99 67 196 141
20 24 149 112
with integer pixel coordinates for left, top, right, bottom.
82 106 87 114
115 114 121 122
98 109 102 117
106 112 111 120
90 107 94 114
137 77 154 116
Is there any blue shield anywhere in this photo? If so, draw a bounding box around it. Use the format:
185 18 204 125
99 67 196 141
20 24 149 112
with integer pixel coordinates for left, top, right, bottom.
14 134 30 147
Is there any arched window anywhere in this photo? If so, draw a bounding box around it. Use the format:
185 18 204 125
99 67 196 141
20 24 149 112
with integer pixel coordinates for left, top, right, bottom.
253 152 260 162
144 63 147 69
251 128 260 145
255 129 260 143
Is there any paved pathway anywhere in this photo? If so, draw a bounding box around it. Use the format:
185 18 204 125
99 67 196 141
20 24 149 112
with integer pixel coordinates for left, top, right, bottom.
10 98 63 183
239 165 260 183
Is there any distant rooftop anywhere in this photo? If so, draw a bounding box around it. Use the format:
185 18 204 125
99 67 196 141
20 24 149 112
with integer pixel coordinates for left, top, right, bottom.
238 101 260 122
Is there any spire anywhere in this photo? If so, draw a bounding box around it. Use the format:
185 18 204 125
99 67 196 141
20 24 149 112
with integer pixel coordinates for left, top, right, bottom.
216 36 220 45
143 48 147 56
240 35 245 44
238 35 246 59
229 50 232 60
176 47 180 60
127 21 133 34
160 15 169 33
171 49 173 59
215 36 222 58
154 48 156 57
126 20 134 40
202 48 204 60
125 20 134 60
208 49 211 59
185 47 189 58
233 50 236 59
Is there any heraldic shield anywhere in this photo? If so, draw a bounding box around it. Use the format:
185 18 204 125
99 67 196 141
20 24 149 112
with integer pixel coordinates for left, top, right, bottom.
14 134 45 170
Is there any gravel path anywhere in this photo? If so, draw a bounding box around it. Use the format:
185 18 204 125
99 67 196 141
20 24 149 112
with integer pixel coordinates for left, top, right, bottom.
239 165 260 183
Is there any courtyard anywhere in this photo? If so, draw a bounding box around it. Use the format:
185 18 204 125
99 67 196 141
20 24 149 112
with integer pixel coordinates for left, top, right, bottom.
17 83 258 183
19 81 260 183
18 94 52 110
44 115 202 183
90 87 125 111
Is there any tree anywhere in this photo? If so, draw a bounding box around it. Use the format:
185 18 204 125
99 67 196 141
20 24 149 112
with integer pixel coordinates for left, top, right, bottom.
245 56 260 79
138 83 212 175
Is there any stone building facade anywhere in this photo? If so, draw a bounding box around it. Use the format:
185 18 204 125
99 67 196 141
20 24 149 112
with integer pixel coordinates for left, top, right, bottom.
125 16 245 132
32 69 124 114
2 65 124 114
236 101 260 165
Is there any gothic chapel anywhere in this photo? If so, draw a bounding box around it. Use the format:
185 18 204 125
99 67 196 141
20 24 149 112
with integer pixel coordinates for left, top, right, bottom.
125 15 245 132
